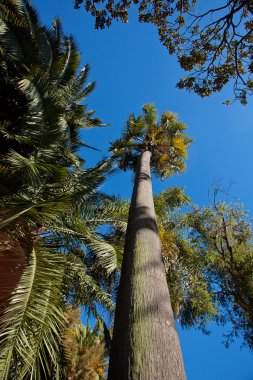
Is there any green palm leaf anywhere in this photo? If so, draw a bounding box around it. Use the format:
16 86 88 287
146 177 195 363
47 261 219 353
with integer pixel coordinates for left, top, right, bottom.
0 244 66 380
64 254 114 312
110 104 192 179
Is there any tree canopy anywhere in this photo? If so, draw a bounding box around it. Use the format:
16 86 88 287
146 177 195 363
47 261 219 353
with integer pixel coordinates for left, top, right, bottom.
74 0 253 103
110 103 192 179
0 1 121 378
186 189 253 349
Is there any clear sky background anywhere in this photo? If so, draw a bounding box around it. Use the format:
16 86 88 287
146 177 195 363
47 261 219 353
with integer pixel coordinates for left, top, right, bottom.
34 1 253 378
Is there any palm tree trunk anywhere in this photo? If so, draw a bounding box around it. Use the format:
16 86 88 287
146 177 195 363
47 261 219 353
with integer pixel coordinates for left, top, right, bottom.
0 232 28 317
108 149 186 380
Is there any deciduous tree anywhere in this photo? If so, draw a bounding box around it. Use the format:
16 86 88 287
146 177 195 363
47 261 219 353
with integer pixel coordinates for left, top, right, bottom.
74 0 253 103
187 189 253 349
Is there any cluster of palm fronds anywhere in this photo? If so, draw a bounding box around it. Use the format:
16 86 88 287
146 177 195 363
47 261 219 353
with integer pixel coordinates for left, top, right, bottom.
109 104 192 178
64 306 108 380
0 1 125 378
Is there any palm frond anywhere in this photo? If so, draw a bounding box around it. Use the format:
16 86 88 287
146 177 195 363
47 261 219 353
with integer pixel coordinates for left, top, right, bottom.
64 254 114 312
0 244 66 380
142 103 157 129
110 104 192 178
58 35 80 85
0 206 32 229
87 238 118 275
0 18 25 63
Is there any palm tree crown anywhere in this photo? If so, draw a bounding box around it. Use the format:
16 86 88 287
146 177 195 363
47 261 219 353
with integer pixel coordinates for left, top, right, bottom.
108 105 191 379
0 0 103 204
110 103 192 178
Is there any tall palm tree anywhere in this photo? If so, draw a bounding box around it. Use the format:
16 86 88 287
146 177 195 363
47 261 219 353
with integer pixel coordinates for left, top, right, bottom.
108 104 192 379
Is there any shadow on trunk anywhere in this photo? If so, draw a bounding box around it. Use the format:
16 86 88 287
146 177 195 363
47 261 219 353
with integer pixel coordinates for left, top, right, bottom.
109 150 186 380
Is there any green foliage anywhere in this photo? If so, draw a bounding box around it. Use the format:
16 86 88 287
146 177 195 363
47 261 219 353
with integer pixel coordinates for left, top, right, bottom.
45 185 253 360
0 0 106 215
0 244 67 380
95 188 218 332
154 187 253 346
154 188 217 332
110 104 192 179
74 0 253 103
63 306 107 380
0 1 119 378
154 187 190 217
186 193 253 348
161 230 218 332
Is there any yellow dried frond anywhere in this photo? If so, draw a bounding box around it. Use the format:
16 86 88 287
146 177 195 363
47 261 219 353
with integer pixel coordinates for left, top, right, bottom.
161 111 177 124
149 126 157 140
159 226 179 258
172 137 187 158
158 153 169 164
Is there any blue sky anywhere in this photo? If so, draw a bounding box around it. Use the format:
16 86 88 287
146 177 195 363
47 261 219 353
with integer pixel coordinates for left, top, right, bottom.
34 1 253 378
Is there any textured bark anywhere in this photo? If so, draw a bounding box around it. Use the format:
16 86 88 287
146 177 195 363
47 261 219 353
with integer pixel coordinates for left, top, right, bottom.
0 232 28 317
108 150 186 380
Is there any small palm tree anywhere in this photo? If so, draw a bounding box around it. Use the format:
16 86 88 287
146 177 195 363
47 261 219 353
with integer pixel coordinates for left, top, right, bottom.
64 306 108 380
108 104 192 379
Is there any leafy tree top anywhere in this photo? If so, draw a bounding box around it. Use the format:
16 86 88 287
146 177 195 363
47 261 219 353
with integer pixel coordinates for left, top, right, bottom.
186 188 253 349
110 104 192 179
74 0 253 103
